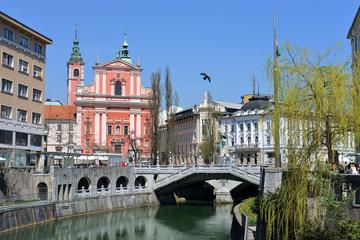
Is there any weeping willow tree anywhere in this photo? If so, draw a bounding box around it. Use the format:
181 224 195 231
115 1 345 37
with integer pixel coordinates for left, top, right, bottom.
260 45 357 240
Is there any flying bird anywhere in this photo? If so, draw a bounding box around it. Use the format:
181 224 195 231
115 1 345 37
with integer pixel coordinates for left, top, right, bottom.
200 73 211 83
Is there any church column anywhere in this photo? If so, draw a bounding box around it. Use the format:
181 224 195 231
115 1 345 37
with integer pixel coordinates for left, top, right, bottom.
130 113 134 134
102 72 106 94
95 112 100 145
122 82 126 96
110 81 115 95
136 75 141 95
95 71 100 94
76 111 82 146
130 74 134 95
136 113 141 145
101 113 106 146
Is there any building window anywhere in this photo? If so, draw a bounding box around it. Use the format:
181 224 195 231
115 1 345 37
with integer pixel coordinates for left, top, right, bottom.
267 121 271 130
57 135 62 143
57 124 62 131
115 81 121 96
73 69 79 77
115 126 121 135
16 132 28 146
86 139 91 148
32 112 41 125
231 124 234 132
33 65 43 78
107 125 112 135
255 135 258 144
247 136 251 144
3 27 13 41
124 125 129 135
44 124 49 131
16 109 27 122
1 79 13 94
34 43 43 55
0 129 12 145
254 122 258 131
69 124 73 131
19 59 29 73
1 105 12 119
267 136 271 145
33 89 42 102
30 134 42 147
240 123 244 132
240 136 244 144
247 122 251 131
69 134 73 143
2 52 14 68
19 36 29 48
18 84 28 98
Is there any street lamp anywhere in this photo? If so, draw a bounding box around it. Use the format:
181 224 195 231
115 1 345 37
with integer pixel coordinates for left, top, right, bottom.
43 128 48 169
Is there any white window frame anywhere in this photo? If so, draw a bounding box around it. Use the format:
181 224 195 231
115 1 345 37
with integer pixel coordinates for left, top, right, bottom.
32 112 41 125
3 27 13 41
19 59 29 73
1 105 12 119
2 52 14 68
18 84 28 98
19 35 29 48
33 65 43 78
16 109 27 122
1 78 13 94
33 88 42 102
34 42 42 55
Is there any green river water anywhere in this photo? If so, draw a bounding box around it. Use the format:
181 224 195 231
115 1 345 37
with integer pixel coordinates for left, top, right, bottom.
0 204 233 240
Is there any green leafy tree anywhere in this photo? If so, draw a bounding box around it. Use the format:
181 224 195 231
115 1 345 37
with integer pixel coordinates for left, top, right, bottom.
260 45 357 240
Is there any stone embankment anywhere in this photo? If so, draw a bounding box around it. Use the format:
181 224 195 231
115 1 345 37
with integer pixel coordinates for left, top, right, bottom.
230 203 256 240
0 192 158 233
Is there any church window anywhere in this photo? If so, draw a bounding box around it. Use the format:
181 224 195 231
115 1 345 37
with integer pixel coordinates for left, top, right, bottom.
115 81 122 95
115 126 121 135
73 69 79 77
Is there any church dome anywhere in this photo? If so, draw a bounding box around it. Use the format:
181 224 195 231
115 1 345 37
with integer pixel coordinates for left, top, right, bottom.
241 95 273 111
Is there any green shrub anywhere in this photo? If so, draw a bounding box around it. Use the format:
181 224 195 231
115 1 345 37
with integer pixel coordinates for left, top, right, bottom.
238 197 257 226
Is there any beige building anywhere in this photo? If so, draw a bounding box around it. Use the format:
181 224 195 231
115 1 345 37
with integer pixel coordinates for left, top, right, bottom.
0 11 52 167
44 105 77 154
172 92 242 165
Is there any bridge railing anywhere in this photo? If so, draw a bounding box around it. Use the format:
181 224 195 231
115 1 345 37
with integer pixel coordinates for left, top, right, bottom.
154 164 263 189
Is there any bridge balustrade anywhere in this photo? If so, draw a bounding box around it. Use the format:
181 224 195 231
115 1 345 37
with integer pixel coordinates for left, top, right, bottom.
115 186 128 194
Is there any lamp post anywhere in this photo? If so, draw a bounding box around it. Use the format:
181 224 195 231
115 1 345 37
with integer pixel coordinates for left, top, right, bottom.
43 128 48 170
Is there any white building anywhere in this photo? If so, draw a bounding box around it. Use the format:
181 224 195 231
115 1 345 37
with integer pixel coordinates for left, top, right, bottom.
221 95 355 165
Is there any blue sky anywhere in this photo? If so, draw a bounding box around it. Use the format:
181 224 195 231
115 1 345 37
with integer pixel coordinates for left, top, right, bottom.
1 1 358 108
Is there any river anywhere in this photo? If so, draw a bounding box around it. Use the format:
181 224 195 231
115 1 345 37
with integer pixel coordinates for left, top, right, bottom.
0 204 233 240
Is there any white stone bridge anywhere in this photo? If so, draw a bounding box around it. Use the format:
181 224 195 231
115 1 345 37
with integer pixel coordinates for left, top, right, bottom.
134 164 262 203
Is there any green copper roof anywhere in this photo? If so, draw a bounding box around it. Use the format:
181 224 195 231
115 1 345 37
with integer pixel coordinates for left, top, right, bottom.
68 30 84 65
120 33 132 64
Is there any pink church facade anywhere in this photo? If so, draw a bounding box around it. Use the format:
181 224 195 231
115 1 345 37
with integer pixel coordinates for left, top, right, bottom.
67 34 152 159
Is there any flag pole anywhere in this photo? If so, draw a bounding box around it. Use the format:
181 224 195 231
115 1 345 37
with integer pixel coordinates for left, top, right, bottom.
273 12 281 168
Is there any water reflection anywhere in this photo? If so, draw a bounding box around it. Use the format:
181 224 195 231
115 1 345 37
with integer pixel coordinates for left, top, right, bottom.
0 205 232 240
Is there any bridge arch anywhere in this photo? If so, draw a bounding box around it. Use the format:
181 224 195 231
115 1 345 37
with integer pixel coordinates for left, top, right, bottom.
78 177 91 190
116 176 129 188
135 176 147 187
97 176 110 189
37 182 48 200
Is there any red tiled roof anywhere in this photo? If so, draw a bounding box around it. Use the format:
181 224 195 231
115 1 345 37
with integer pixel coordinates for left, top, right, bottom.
44 105 76 120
